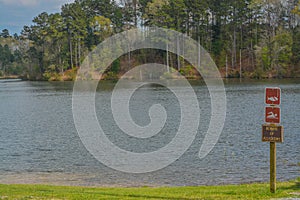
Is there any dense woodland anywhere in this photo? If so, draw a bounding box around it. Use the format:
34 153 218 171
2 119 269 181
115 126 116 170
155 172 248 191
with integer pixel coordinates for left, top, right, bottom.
1 0 300 80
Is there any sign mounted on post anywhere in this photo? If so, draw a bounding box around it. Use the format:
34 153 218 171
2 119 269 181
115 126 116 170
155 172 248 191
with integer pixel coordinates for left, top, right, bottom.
265 107 280 124
265 87 281 105
263 87 283 194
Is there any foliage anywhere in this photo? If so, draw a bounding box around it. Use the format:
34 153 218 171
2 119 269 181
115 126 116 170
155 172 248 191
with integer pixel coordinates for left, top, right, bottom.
179 65 196 78
103 71 119 80
255 29 293 77
1 0 300 79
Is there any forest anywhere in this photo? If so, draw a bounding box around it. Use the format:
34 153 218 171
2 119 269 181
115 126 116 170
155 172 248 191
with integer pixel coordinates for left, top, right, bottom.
1 0 300 80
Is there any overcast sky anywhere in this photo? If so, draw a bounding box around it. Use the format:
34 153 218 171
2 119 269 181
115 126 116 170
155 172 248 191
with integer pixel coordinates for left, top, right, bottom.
0 0 74 35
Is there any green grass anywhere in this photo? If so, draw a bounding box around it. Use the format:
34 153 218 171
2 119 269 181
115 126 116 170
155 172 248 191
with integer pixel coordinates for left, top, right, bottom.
0 178 299 200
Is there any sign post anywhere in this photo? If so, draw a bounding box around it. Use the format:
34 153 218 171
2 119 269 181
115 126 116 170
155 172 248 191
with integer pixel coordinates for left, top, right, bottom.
270 142 276 193
263 87 283 193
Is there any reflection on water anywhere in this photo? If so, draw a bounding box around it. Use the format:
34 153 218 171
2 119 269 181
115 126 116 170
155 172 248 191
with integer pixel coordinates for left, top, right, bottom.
0 79 299 186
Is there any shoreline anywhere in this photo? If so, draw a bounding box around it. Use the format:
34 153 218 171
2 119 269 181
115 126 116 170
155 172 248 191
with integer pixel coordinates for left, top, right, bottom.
0 171 298 188
1 70 300 82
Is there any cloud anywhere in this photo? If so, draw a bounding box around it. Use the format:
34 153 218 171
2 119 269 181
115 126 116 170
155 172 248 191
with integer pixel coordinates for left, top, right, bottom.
0 0 39 6
0 0 75 34
41 0 74 10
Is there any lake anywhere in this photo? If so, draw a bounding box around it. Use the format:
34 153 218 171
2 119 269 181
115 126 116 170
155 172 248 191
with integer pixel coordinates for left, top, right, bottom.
0 79 299 186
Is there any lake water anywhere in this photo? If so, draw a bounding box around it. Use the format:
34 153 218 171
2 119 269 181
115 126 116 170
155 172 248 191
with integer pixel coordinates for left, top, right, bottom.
0 79 299 186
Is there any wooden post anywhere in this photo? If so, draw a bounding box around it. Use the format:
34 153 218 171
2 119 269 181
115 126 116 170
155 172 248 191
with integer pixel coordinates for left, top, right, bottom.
270 142 276 193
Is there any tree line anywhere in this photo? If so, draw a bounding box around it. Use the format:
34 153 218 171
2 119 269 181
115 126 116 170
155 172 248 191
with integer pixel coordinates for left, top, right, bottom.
1 0 300 80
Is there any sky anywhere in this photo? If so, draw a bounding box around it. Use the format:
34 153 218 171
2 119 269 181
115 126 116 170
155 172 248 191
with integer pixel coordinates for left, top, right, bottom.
0 0 75 35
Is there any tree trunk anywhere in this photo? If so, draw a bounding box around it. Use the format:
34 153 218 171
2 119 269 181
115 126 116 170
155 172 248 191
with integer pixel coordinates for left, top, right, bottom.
58 45 63 73
166 43 170 73
69 33 73 69
78 38 81 67
75 40 78 68
177 35 180 70
133 0 138 27
128 43 131 70
198 36 201 69
226 54 228 78
240 49 242 78
232 25 237 69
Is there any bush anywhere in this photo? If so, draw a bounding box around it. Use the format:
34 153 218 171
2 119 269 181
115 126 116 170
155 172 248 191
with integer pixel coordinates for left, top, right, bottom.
179 65 198 79
62 68 78 81
103 71 118 80
160 72 174 79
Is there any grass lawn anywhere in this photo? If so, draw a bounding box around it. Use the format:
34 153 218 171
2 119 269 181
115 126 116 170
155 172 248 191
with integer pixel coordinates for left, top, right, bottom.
0 178 299 200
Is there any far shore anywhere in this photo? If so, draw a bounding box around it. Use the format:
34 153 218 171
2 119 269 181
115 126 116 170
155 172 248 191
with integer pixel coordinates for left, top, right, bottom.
1 75 300 82
0 75 22 80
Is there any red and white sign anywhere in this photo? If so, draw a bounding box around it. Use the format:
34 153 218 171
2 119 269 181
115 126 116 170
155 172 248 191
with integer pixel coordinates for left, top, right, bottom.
263 87 283 143
265 88 281 105
265 107 280 124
